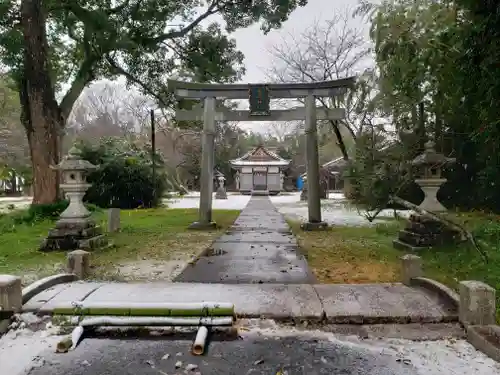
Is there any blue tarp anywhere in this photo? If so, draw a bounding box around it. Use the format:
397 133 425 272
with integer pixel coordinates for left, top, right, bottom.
296 176 304 190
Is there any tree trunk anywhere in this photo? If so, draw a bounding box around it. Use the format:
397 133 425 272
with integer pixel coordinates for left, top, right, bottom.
21 0 62 204
330 120 349 160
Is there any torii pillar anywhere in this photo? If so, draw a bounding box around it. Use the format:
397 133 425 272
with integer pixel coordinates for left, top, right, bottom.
188 96 217 229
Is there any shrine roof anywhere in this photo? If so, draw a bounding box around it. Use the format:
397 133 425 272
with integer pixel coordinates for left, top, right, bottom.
230 145 290 167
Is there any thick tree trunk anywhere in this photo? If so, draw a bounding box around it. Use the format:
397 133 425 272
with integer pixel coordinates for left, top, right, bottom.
21 0 62 204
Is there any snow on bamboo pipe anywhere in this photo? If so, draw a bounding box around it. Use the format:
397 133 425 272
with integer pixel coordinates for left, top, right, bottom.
74 316 233 327
192 326 209 356
51 301 235 317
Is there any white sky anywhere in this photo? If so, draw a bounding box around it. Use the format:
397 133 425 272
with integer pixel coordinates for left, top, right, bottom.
224 0 371 133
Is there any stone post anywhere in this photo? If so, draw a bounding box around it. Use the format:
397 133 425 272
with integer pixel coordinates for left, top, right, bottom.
189 96 217 229
400 254 422 286
302 94 327 230
0 275 22 313
67 250 90 279
459 280 496 326
107 208 120 232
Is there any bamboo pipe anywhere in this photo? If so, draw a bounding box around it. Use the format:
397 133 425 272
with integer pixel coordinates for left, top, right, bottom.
192 326 209 356
52 301 235 317
74 316 233 327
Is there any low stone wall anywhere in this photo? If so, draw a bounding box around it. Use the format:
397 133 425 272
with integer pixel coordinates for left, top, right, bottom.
400 254 499 361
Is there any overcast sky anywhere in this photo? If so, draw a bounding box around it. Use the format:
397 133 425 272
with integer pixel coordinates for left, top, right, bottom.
223 0 371 133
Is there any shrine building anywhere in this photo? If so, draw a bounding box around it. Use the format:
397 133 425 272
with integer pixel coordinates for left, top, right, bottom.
230 145 290 195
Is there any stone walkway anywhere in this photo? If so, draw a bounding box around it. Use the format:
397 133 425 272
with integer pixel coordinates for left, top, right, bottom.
175 196 314 284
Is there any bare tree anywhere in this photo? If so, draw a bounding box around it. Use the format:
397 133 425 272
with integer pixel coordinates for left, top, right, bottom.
65 81 154 149
266 121 299 143
267 8 377 160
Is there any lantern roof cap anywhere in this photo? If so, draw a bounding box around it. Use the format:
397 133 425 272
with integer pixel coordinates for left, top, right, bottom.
411 141 456 167
53 145 98 171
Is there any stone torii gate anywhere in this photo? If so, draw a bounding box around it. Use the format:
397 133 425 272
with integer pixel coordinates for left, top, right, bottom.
167 78 355 230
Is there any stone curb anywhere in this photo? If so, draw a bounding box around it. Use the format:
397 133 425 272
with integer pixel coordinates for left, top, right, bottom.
410 276 460 309
466 325 500 363
22 273 78 305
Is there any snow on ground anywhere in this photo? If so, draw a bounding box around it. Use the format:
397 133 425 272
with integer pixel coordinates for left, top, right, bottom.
1 320 499 375
166 191 411 226
0 324 64 375
271 192 411 226
0 196 32 213
166 193 251 210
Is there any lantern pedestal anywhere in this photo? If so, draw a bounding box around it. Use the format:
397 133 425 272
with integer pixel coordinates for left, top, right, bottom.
39 146 108 252
393 214 461 252
415 178 447 212
215 186 227 199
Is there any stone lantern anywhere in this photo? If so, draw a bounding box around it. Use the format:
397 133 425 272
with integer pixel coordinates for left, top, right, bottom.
40 146 107 252
393 141 459 251
215 172 227 200
411 140 456 212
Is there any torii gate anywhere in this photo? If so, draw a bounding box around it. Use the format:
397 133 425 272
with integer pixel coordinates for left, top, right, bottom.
167 78 355 230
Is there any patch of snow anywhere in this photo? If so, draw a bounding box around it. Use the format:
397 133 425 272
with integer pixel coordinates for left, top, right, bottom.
271 192 411 226
340 336 500 375
241 323 500 375
0 326 64 375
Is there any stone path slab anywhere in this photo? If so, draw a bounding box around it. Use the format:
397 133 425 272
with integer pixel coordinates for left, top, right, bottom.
315 284 457 323
175 196 314 284
24 283 323 320
22 281 458 323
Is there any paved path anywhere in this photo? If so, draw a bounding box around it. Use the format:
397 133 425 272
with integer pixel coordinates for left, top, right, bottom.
176 196 314 284
22 334 430 375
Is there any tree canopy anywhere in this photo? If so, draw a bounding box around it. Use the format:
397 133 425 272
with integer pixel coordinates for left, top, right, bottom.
0 0 309 203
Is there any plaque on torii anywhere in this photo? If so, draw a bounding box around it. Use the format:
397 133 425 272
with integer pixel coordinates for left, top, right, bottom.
248 84 271 116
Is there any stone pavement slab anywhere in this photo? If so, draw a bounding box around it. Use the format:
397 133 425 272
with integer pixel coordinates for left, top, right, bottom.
23 282 104 312
29 283 323 320
22 281 457 323
176 196 312 284
217 230 295 244
315 283 458 323
177 255 311 283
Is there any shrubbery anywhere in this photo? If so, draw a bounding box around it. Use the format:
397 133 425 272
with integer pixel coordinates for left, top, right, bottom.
345 134 424 213
77 138 168 209
0 201 100 234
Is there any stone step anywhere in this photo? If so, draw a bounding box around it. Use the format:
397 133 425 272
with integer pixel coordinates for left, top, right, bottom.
392 239 429 252
398 230 434 247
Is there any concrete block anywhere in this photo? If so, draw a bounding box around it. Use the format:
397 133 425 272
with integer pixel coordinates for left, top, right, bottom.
0 275 22 313
107 208 120 232
400 254 422 286
459 280 496 326
67 250 91 279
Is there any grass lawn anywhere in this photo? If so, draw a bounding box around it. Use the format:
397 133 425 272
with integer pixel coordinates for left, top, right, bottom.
0 208 239 284
290 210 500 319
289 221 403 284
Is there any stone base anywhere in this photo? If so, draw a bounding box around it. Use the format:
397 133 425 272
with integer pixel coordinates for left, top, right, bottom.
393 239 429 252
40 233 108 252
393 213 461 251
215 187 227 199
301 221 328 231
300 190 307 201
188 221 218 230
40 217 108 252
